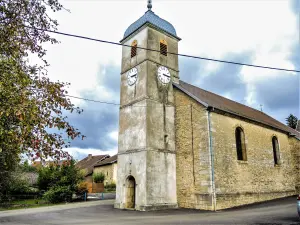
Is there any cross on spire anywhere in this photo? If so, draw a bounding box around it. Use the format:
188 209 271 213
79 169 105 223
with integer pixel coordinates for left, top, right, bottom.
147 0 152 10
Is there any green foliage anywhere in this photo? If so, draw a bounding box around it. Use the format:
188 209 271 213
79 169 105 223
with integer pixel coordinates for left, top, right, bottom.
19 160 37 173
93 173 105 183
285 114 298 129
104 182 116 191
0 0 84 198
75 181 88 195
7 173 31 196
43 186 72 203
37 160 83 192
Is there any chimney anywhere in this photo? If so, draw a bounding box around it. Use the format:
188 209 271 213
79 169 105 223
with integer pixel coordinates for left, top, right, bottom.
88 154 92 160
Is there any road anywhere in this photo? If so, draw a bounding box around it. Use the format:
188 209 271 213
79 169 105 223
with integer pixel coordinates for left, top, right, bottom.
0 196 299 224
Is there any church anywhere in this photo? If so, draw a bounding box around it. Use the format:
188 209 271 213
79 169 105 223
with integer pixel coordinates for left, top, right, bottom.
114 1 300 211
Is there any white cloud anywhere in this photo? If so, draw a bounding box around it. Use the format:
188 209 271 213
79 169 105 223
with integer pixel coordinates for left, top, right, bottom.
108 131 119 142
39 0 299 158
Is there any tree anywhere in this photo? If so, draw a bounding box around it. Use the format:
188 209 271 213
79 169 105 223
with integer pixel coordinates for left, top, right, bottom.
20 160 38 173
38 160 84 203
37 160 83 192
285 114 298 129
93 172 105 183
0 0 84 199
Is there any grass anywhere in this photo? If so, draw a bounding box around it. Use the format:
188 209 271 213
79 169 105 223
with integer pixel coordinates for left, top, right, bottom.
0 199 57 211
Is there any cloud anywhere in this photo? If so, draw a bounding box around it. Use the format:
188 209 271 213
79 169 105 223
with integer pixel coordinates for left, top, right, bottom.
41 0 299 158
67 64 120 151
180 51 253 104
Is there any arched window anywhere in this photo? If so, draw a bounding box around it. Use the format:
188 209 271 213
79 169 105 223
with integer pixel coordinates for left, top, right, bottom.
160 39 167 56
235 127 247 161
131 40 137 58
272 136 280 165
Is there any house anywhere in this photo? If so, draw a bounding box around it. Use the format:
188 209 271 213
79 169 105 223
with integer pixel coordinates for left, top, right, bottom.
93 155 118 185
114 2 300 211
76 154 109 183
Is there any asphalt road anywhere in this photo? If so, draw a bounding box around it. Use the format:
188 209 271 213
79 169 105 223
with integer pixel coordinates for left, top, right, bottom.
0 196 299 225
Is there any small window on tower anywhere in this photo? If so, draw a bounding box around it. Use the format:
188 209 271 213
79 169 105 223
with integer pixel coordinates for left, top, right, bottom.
160 40 167 56
131 40 137 58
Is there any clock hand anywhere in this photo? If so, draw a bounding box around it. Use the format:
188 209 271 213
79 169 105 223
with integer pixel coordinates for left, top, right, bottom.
131 74 137 77
163 73 170 77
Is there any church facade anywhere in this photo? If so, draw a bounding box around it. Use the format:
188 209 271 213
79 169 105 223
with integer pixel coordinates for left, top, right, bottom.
114 3 300 211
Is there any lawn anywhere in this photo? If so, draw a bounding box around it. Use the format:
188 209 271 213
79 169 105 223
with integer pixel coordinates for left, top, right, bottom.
0 199 56 211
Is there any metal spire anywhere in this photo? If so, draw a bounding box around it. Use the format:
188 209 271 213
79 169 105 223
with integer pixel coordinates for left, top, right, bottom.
147 0 152 10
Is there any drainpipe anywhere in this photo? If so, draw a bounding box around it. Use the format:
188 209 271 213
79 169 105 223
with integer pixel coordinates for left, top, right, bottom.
207 106 216 211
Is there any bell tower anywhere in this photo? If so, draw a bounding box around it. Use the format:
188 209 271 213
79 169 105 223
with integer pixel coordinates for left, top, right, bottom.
115 1 181 211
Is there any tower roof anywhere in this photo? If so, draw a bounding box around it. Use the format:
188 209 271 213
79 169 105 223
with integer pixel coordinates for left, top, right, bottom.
121 9 180 42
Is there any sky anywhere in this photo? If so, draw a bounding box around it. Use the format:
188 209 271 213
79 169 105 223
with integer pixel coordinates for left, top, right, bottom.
42 0 299 160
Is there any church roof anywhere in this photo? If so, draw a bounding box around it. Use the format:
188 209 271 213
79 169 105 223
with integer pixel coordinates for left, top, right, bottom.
121 10 180 42
174 80 300 140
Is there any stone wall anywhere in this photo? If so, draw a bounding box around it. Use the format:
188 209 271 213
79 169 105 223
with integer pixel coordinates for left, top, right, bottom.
94 163 117 185
211 112 296 210
174 89 213 210
174 88 299 210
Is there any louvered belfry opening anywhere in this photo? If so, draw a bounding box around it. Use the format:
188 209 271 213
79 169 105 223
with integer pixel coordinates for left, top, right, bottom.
131 40 137 58
160 40 167 56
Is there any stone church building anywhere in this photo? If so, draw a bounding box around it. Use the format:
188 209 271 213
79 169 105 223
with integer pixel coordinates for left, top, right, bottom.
115 2 300 211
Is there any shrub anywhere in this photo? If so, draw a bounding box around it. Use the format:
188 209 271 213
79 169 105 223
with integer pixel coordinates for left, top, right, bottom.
43 186 72 203
105 182 116 190
93 173 105 183
37 160 83 192
75 181 88 195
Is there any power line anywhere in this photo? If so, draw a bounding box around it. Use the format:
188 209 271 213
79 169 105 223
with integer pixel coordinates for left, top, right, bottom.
27 26 300 73
65 94 189 108
66 95 120 106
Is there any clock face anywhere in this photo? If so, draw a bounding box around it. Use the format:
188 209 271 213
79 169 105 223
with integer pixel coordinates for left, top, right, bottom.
127 67 138 86
157 66 171 84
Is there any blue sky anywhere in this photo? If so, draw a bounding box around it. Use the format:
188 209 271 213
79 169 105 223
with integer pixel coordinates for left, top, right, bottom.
42 0 299 160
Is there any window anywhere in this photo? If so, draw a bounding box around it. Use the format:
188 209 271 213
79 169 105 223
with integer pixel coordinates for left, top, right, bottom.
160 40 167 56
235 127 247 161
272 136 280 165
131 40 137 58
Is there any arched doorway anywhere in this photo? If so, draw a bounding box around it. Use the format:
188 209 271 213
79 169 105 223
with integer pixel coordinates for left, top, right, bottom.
125 176 136 209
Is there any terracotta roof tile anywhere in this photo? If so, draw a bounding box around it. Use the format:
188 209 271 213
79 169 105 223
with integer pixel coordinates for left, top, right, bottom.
174 80 300 140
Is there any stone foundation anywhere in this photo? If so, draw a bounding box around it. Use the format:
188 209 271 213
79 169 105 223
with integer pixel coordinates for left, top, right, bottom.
215 190 295 210
114 203 178 211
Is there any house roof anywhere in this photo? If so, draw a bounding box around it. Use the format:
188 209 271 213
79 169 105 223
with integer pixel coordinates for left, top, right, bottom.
174 80 300 140
94 155 118 167
76 154 109 176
